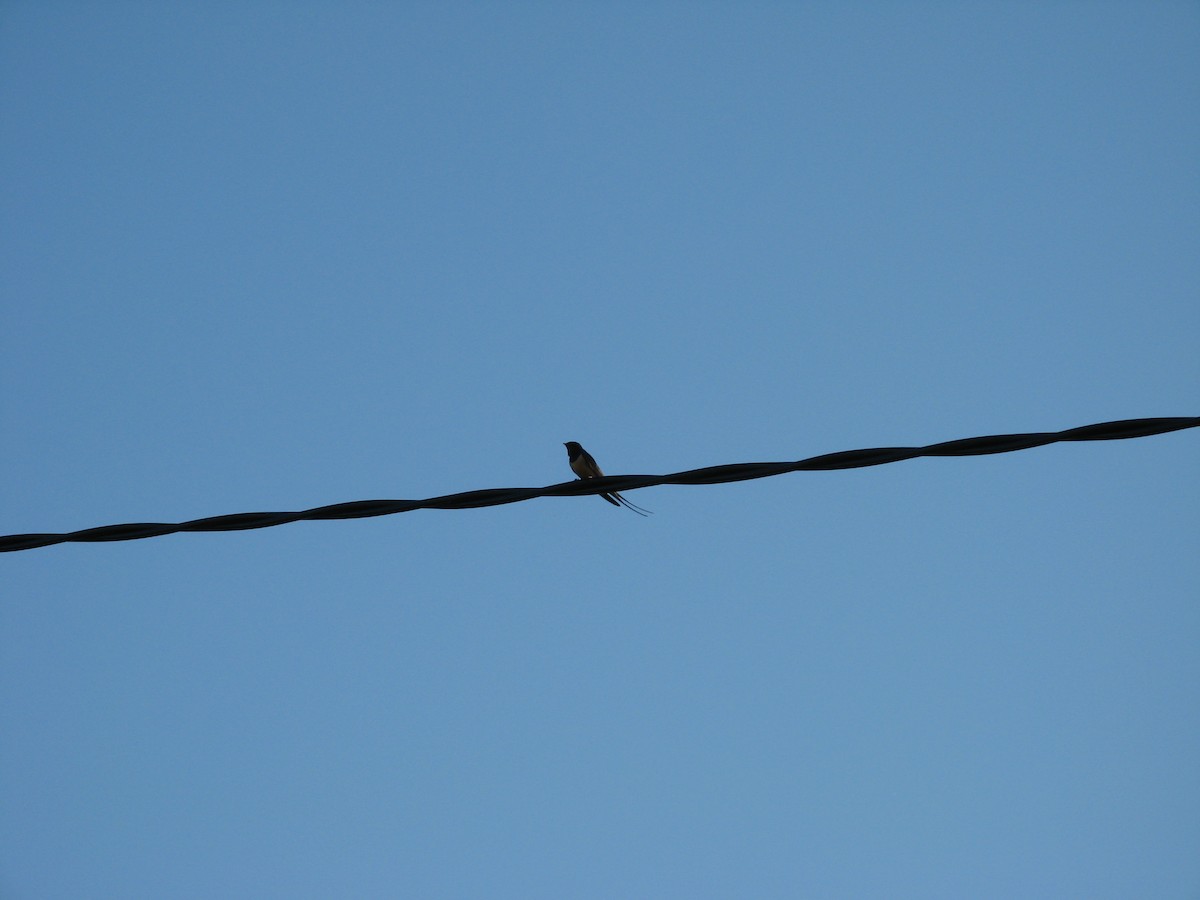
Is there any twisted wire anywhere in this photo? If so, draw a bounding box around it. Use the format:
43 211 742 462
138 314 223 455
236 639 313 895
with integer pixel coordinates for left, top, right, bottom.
2 416 1196 553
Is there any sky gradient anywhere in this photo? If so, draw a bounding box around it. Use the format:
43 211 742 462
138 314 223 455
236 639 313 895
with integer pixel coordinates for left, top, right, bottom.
3 4 1198 898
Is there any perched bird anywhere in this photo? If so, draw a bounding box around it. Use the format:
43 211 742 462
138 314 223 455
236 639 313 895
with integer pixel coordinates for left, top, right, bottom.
563 442 652 516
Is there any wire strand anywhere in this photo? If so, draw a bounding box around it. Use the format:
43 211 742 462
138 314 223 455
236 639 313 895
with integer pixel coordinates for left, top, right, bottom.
2 416 1196 553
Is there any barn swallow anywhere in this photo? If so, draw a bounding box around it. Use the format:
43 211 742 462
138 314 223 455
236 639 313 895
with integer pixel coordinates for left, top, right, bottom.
563 442 652 516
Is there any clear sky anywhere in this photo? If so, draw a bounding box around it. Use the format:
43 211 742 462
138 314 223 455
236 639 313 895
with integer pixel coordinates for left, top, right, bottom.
2 3 1198 897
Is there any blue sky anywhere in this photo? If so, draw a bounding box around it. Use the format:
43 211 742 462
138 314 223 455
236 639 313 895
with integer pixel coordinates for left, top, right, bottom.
2 3 1198 897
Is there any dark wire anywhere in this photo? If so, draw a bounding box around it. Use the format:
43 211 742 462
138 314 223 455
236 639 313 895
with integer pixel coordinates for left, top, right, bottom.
2 416 1196 553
